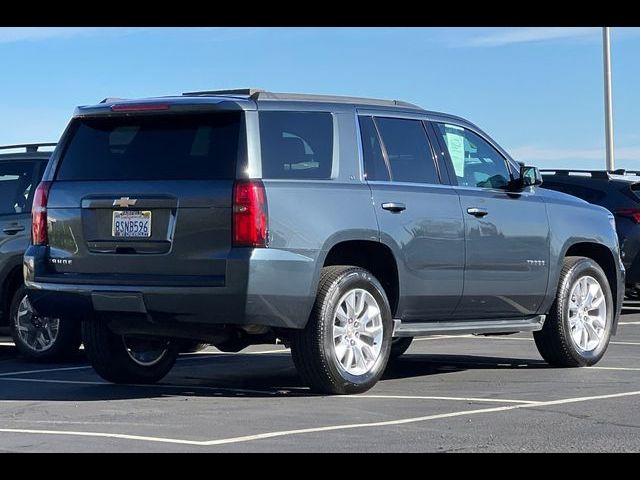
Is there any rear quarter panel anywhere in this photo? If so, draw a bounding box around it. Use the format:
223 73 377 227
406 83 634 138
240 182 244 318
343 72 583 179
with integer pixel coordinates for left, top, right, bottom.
246 110 379 328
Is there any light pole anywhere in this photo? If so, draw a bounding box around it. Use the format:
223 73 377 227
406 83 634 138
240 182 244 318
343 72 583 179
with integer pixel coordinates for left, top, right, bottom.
603 27 615 171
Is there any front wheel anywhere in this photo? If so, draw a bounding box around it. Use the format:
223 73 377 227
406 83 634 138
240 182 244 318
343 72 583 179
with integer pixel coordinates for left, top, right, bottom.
82 319 179 384
291 266 392 395
534 256 614 367
10 285 81 361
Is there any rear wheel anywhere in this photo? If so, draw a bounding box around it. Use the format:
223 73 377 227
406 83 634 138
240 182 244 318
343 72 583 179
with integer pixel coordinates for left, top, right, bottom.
82 319 179 384
389 337 413 359
291 266 392 394
10 285 81 362
534 256 613 367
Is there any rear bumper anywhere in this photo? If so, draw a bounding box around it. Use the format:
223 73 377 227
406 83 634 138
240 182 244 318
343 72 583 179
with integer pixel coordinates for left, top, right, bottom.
24 246 319 331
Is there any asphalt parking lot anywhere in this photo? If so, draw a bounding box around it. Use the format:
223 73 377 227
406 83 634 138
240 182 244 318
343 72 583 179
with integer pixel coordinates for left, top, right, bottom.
1 304 640 452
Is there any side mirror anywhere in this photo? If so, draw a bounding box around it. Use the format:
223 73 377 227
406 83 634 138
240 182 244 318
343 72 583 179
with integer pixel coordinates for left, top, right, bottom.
519 165 543 188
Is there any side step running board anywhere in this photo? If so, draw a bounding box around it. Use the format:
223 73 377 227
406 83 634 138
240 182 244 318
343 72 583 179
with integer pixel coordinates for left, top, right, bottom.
392 315 545 337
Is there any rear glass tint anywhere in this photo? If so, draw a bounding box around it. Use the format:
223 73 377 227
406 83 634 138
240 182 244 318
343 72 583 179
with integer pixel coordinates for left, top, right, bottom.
56 112 242 181
260 111 333 179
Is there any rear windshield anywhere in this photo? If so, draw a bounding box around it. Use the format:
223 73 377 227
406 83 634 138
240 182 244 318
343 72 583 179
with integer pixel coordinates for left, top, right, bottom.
56 112 242 181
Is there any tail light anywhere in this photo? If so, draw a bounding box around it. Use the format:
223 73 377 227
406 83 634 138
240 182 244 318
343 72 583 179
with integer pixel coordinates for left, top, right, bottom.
615 208 640 224
32 181 52 245
233 180 268 247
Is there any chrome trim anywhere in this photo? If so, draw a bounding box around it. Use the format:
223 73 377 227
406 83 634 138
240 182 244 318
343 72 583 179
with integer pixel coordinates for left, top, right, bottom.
392 319 401 336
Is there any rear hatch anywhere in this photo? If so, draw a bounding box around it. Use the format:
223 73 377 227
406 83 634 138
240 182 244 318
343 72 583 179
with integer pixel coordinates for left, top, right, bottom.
44 109 244 286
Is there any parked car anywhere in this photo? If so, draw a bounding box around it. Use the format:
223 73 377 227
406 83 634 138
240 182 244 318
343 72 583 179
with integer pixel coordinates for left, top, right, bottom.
24 89 624 394
541 169 640 298
0 143 82 360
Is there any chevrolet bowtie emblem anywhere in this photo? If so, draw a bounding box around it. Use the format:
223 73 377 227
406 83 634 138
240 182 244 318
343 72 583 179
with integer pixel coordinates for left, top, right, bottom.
113 197 137 208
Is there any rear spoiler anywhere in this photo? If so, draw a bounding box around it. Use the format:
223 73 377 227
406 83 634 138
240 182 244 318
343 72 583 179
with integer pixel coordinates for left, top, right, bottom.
0 143 56 153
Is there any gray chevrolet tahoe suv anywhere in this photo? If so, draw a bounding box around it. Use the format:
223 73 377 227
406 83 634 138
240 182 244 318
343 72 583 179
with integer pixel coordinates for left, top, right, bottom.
0 143 81 360
24 89 625 394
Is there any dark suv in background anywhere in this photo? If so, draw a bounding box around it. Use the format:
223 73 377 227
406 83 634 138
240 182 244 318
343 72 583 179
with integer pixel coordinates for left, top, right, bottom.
542 169 640 298
24 89 624 394
0 143 81 360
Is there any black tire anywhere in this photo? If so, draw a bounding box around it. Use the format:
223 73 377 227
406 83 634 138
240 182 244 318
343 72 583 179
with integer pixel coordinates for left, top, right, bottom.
534 256 614 367
82 318 179 384
389 337 413 359
291 266 392 395
10 285 81 362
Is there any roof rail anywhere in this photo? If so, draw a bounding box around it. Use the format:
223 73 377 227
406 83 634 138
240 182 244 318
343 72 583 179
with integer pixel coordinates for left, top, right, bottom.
0 143 56 153
540 169 611 179
182 88 264 99
610 169 640 176
181 88 422 109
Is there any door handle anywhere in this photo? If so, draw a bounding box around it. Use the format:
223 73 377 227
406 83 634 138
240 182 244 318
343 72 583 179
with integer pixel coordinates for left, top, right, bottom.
382 202 406 213
467 207 489 217
3 225 25 235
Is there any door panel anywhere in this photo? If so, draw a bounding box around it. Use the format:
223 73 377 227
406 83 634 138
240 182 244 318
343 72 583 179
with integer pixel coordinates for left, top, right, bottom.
359 115 464 321
456 188 549 317
375 183 465 320
431 121 550 318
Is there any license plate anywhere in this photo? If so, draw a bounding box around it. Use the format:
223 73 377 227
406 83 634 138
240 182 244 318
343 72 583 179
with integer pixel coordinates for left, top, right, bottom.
112 210 152 238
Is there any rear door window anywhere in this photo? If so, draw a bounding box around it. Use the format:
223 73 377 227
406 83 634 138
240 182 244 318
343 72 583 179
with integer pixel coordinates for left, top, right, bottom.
260 111 334 179
56 112 242 181
0 160 43 215
374 117 439 184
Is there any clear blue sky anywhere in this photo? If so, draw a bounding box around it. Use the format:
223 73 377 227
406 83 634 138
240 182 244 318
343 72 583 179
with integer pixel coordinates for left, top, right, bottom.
1 27 638 170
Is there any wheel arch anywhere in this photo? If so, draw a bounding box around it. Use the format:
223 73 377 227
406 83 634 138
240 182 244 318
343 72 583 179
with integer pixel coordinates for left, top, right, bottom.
0 261 23 327
564 242 618 305
319 240 400 317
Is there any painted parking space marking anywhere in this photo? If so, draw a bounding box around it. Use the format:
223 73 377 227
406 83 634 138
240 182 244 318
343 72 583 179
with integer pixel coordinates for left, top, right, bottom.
0 377 281 396
587 366 640 372
0 377 543 400
181 348 289 356
347 394 538 404
1 389 639 447
0 348 289 377
618 321 640 325
0 366 91 377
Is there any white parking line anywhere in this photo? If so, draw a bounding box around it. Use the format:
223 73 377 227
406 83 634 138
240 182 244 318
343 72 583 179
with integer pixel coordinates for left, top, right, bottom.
1 389 639 447
618 321 640 325
0 366 91 377
183 349 288 356
0 342 14 347
0 428 198 446
348 394 537 404
0 349 288 378
0 377 279 396
587 366 640 372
